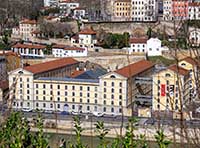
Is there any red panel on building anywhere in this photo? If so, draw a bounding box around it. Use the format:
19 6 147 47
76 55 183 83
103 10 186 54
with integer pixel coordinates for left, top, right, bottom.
161 84 166 96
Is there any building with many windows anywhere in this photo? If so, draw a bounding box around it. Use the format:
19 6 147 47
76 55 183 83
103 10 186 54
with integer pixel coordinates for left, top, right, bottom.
11 19 39 41
172 0 188 20
188 2 200 20
11 43 46 58
112 0 131 21
131 0 158 21
188 28 200 46
52 44 87 57
9 58 155 116
152 62 193 119
163 0 173 20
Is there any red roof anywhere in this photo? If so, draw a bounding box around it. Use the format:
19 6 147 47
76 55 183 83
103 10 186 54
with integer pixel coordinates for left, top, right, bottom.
12 43 46 49
79 28 96 35
64 47 85 51
129 38 148 44
189 2 200 6
181 57 199 66
168 65 189 76
0 80 9 90
52 44 85 51
70 70 85 78
20 19 37 25
115 60 154 78
24 58 79 74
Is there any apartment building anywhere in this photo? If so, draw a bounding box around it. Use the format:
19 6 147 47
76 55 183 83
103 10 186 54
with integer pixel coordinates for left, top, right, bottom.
152 64 191 118
59 0 79 16
129 38 148 53
73 7 86 19
52 44 87 57
112 0 131 21
11 43 46 58
163 0 173 20
9 58 155 116
12 19 39 41
172 0 188 20
131 0 158 21
188 2 200 20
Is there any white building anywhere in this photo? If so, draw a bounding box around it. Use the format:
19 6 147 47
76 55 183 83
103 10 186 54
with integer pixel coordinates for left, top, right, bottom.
11 43 46 58
163 0 173 20
12 19 39 41
188 2 200 20
131 0 158 21
147 38 165 56
52 44 87 57
44 0 58 7
73 7 86 19
59 0 79 16
129 38 168 56
129 38 148 53
189 28 200 46
71 28 97 50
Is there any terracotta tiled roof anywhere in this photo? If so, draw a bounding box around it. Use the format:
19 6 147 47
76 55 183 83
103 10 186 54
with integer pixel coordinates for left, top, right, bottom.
52 44 67 49
129 38 148 44
0 80 9 90
24 58 79 74
168 65 189 76
52 44 85 51
79 28 96 35
180 57 199 66
115 60 154 78
12 43 46 49
20 19 37 25
59 0 77 3
189 2 200 6
115 0 131 2
70 70 85 78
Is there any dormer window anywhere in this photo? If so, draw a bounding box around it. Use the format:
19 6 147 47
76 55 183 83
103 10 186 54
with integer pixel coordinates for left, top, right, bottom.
181 63 186 66
165 73 171 77
110 75 116 78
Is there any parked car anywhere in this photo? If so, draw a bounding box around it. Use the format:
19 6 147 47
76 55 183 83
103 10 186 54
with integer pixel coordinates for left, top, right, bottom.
61 111 70 115
93 112 104 117
44 109 53 114
71 111 79 115
22 107 32 112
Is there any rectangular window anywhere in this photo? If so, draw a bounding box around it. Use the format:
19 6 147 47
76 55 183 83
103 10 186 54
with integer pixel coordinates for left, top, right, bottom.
36 84 38 88
57 85 60 89
80 86 83 91
43 84 46 89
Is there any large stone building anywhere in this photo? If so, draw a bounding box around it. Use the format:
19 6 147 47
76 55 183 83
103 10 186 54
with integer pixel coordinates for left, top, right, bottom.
9 58 155 116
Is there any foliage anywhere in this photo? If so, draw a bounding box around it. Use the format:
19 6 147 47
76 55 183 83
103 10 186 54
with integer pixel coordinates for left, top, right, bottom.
95 121 110 148
0 112 48 148
101 32 130 49
154 130 171 148
147 27 152 39
148 56 175 66
42 8 60 16
69 116 87 148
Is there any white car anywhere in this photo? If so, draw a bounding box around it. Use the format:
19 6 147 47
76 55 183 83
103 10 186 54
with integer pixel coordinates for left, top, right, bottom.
22 107 32 112
93 112 104 117
71 111 79 115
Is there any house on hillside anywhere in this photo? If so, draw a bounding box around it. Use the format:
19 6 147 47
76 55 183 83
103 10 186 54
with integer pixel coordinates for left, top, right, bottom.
52 44 87 57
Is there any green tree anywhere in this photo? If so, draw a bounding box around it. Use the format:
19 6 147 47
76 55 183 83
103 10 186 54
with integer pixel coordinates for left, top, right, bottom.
154 130 171 148
95 121 110 148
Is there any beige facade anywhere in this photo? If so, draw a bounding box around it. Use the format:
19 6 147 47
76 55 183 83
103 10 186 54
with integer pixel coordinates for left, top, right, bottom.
113 0 131 21
152 66 190 117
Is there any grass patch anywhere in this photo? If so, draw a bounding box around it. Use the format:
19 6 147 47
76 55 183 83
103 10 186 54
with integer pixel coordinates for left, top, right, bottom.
148 56 175 66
